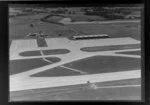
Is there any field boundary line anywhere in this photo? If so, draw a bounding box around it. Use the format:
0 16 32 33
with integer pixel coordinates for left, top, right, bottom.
94 84 141 89
113 54 141 58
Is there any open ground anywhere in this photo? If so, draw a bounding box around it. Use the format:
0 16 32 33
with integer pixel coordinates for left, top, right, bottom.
9 6 142 101
9 36 141 100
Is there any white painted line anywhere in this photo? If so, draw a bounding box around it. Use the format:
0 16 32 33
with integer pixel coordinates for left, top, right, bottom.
93 84 141 89
39 48 53 63
113 54 141 58
60 65 88 75
43 58 53 63
114 49 140 52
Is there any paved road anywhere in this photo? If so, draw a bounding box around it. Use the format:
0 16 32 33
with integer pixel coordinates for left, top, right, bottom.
10 37 141 91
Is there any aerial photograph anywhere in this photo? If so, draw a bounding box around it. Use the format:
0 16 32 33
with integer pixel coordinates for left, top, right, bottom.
9 4 143 101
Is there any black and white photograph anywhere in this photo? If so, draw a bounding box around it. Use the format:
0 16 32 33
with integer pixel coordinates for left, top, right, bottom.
9 3 143 101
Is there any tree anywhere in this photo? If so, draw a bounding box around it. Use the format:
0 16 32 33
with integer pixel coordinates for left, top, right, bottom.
72 11 75 14
68 11 72 14
58 34 62 36
30 23 35 27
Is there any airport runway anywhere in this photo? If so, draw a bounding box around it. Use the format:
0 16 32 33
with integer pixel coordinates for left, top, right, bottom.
9 37 141 92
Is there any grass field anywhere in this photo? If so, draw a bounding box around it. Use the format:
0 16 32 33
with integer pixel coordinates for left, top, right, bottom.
31 66 80 77
20 50 41 56
19 49 70 56
67 22 141 40
10 78 141 101
9 8 142 101
58 14 107 22
36 38 48 47
43 13 107 23
80 44 140 52
64 56 140 74
43 49 70 55
44 57 61 62
10 57 60 75
9 12 141 41
28 56 141 77
9 13 48 39
9 13 72 40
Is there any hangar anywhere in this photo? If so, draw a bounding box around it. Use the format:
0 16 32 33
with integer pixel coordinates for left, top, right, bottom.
72 34 109 40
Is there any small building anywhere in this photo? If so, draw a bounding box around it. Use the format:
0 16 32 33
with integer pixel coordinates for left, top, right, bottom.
72 34 109 40
125 14 141 19
59 18 72 23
